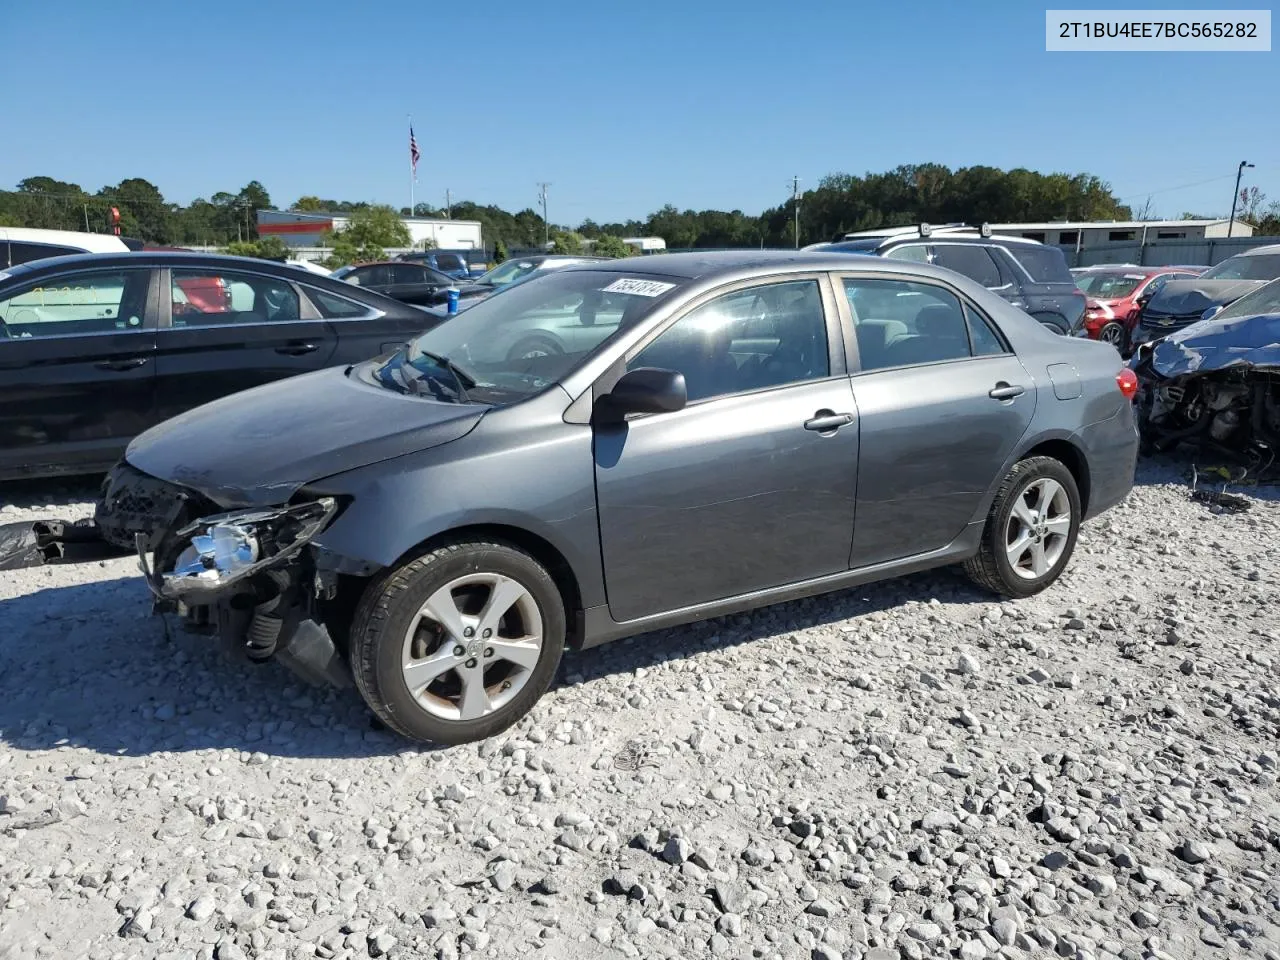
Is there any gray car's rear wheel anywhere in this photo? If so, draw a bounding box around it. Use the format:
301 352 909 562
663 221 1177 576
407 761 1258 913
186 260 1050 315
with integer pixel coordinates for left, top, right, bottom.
963 456 1081 599
349 540 565 745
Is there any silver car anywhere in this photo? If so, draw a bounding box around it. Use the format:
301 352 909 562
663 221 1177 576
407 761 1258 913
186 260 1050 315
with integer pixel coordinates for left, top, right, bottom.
99 251 1139 746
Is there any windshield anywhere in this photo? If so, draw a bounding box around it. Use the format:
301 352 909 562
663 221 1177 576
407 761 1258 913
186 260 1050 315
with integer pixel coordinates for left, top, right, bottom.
475 259 541 287
1073 272 1145 298
1213 276 1280 322
372 269 685 404
1201 253 1280 281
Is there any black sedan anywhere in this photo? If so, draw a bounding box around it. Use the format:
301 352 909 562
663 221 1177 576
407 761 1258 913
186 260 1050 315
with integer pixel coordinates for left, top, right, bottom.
0 251 442 481
331 261 490 310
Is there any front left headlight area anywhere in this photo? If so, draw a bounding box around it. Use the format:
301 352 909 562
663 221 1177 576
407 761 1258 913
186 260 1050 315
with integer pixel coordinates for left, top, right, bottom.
147 498 339 600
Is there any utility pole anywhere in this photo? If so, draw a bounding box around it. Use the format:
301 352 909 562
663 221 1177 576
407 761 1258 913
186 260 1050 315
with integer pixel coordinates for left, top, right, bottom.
537 182 551 247
445 189 452 219
1227 160 1254 238
790 176 801 249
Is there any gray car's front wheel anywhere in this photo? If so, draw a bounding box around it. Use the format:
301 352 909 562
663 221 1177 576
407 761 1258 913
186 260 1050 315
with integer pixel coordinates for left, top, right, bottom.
963 456 1081 599
349 540 565 745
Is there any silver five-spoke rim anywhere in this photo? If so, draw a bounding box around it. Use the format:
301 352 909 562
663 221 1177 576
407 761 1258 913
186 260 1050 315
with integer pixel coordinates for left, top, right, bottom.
1005 477 1072 580
400 573 544 721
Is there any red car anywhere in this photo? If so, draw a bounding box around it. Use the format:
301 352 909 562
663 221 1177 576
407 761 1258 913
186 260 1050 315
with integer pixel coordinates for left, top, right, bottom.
1071 265 1205 353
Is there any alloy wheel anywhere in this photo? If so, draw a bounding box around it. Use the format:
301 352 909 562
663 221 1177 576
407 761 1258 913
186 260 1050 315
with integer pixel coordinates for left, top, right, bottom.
400 572 544 721
1004 477 1072 580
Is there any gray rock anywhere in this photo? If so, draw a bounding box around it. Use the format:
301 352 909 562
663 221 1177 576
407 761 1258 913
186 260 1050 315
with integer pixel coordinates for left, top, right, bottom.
991 917 1017 946
907 922 941 941
1176 839 1211 865
806 899 839 918
663 836 692 864
712 882 750 915
186 896 217 921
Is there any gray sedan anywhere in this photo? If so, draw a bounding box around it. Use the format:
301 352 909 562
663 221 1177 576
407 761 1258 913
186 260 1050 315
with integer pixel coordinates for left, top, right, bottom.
96 251 1139 746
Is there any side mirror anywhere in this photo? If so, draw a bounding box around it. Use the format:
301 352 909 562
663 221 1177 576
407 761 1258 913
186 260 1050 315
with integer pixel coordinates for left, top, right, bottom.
594 367 687 422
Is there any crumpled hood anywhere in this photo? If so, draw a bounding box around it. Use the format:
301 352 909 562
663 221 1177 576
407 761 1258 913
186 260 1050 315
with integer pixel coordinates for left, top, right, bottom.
126 363 486 508
1148 312 1280 377
1146 278 1262 316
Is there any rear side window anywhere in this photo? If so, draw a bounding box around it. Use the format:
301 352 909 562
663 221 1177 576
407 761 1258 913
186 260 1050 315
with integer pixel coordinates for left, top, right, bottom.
391 264 427 283
882 243 930 263
8 242 84 267
171 270 300 326
0 268 150 338
842 277 973 371
434 254 465 272
308 287 372 319
933 245 1001 288
1007 245 1073 283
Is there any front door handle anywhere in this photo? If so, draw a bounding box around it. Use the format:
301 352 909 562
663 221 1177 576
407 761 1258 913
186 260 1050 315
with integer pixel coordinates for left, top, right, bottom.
989 382 1025 400
275 343 318 356
95 357 148 371
804 411 854 432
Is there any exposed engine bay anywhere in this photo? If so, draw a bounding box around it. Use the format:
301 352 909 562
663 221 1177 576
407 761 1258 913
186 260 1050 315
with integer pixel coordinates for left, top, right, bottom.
95 462 357 689
1132 311 1280 477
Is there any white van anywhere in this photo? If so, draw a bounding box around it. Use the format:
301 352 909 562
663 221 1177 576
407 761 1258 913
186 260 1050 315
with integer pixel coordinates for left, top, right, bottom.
0 227 137 270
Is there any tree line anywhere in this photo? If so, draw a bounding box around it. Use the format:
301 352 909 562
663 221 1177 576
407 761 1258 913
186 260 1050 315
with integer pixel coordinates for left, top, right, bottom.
4 165 1278 255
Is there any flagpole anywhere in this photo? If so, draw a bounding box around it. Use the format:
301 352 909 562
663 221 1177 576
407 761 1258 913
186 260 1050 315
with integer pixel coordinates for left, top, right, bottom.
408 115 415 217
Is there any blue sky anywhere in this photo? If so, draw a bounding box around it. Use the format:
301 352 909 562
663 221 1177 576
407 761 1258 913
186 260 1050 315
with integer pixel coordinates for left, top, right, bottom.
2 0 1276 224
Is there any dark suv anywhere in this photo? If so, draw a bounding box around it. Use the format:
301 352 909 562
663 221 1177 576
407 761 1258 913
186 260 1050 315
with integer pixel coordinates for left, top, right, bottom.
809 227 1086 335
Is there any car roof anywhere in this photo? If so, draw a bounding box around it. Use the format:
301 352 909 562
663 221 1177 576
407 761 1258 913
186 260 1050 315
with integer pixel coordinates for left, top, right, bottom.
0 226 135 252
1235 244 1280 256
559 248 999 285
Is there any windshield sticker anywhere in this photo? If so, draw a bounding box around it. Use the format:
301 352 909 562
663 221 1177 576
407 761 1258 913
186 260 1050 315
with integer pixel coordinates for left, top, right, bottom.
601 278 676 298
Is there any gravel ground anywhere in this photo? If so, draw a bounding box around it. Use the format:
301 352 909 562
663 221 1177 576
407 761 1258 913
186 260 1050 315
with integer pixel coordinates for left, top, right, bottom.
1 458 1277 960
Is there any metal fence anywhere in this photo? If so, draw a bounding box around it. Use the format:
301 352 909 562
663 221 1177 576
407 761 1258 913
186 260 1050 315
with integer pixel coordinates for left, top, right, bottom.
1062 235 1280 268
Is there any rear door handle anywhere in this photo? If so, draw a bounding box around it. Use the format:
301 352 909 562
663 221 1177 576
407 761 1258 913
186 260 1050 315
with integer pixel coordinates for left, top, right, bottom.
275 343 317 356
94 358 148 371
989 383 1025 400
804 411 854 432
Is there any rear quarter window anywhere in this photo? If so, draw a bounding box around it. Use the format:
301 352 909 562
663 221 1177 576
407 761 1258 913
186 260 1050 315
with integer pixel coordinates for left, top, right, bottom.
1007 245 1073 283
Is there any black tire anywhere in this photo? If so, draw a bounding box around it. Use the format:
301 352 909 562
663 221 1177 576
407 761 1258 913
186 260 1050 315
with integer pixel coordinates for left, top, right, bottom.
506 334 564 361
963 456 1081 599
1097 322 1128 353
349 540 565 745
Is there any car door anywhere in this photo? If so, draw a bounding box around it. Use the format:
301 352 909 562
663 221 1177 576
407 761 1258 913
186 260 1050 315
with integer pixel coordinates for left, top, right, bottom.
152 265 339 422
593 275 858 623
836 273 1036 568
0 265 158 477
389 263 449 306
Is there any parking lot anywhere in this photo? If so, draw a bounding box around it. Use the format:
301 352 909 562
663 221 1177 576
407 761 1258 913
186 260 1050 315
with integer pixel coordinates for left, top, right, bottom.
1 457 1276 960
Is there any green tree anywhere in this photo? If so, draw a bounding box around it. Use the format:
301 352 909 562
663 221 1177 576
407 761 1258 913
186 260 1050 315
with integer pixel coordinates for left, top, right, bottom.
551 230 585 254
591 234 632 258
292 196 328 211
493 238 509 263
223 237 290 260
319 204 411 267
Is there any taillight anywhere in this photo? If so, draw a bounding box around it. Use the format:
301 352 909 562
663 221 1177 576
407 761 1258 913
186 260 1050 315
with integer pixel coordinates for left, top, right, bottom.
1116 368 1138 400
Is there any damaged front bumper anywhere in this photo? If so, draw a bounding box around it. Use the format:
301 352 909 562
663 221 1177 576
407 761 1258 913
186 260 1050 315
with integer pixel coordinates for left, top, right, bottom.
100 462 356 689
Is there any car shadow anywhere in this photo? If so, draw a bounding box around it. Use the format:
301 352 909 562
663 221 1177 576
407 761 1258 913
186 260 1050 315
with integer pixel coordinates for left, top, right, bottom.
0 564 994 760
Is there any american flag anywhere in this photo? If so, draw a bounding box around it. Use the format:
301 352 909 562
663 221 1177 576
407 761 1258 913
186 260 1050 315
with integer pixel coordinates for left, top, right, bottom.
409 125 420 180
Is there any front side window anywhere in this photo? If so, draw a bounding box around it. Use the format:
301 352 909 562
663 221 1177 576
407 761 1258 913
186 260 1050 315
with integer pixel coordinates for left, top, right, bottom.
0 268 149 338
629 280 828 403
434 254 465 272
842 277 990 371
171 270 300 326
1213 276 1280 322
933 244 1002 288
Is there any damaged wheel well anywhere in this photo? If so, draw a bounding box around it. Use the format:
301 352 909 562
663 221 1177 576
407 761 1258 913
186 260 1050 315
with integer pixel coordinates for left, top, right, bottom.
410 524 585 645
1022 439 1090 515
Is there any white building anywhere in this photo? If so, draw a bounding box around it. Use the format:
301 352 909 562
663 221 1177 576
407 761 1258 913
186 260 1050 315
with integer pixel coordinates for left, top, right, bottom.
257 210 483 250
988 218 1253 248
